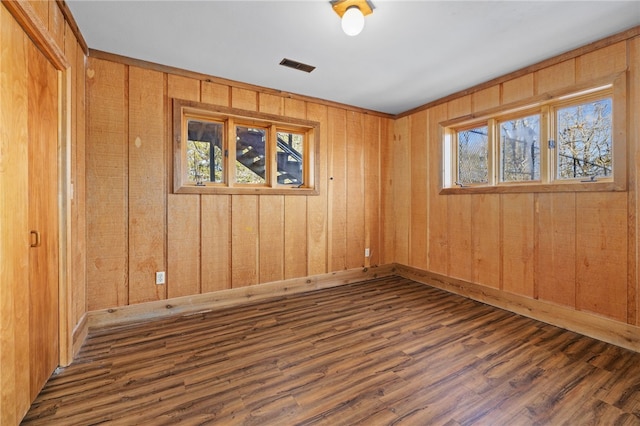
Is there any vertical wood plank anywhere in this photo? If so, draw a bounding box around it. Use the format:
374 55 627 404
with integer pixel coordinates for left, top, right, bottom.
201 195 231 293
128 66 166 304
427 104 449 274
576 41 627 82
576 192 627 322
0 8 30 423
328 107 347 271
306 103 328 275
257 92 285 283
27 34 59 402
231 87 257 111
282 93 309 279
47 0 64 49
409 111 428 270
472 86 500 113
86 58 128 310
470 87 500 289
232 195 259 287
380 118 395 264
167 195 200 298
629 36 639 326
201 81 229 106
284 196 308 278
471 194 501 288
447 194 472 281
72 35 87 325
200 81 231 293
346 110 365 269
501 193 535 297
502 74 534 105
446 97 472 281
535 193 576 307
167 75 200 298
259 195 284 283
364 114 381 267
536 59 576 94
393 116 410 265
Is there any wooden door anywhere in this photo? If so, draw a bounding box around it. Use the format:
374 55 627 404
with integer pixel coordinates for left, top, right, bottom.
27 32 60 401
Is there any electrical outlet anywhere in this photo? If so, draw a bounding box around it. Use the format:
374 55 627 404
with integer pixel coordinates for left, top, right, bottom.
365 248 370 257
156 271 165 285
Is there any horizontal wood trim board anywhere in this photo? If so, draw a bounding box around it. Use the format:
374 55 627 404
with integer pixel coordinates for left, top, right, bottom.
86 265 396 330
396 264 640 353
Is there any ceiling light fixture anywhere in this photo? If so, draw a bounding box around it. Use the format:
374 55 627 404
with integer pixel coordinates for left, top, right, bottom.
331 0 374 36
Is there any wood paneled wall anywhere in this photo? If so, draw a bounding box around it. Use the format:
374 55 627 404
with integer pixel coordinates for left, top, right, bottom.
85 56 391 311
0 0 86 423
392 36 639 328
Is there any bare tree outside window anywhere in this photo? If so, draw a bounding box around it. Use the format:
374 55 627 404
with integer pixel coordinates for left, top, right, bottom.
187 120 224 184
500 114 540 182
458 126 488 184
557 98 612 179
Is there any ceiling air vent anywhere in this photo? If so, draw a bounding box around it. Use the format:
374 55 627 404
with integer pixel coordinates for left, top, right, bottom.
279 58 316 73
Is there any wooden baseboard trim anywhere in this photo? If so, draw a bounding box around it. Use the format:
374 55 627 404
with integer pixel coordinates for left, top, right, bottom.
70 313 88 363
86 265 396 331
396 264 640 353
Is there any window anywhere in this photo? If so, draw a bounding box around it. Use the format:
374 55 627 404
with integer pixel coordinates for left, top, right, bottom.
442 74 625 193
555 97 612 180
173 99 319 195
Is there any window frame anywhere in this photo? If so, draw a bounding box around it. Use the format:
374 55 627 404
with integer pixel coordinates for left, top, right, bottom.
440 72 626 194
173 98 320 195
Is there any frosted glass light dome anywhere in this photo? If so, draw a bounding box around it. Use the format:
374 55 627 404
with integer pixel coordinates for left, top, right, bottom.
341 6 365 36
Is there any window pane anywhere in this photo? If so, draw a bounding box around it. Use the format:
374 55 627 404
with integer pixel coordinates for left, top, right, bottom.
276 131 304 185
236 126 267 184
458 126 488 184
500 114 540 182
187 119 224 184
556 98 612 179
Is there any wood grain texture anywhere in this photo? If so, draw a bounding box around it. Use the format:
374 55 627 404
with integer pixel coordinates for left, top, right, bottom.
231 86 257 111
27 33 59 403
259 195 285 283
346 110 365 269
535 193 576 307
128 66 166 304
427 104 449 274
86 58 128 310
576 192 628 322
327 107 347 271
231 195 259 287
629 36 639 327
501 193 535 297
364 114 382 267
409 111 428 270
392 116 410 265
576 41 627 83
201 195 231 293
283 98 309 279
1 7 30 423
306 103 329 275
167 194 200 298
536 59 576 94
471 194 501 289
502 74 534 105
23 276 640 425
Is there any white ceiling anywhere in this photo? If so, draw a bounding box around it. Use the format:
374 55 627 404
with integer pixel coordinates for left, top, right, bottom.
66 1 640 115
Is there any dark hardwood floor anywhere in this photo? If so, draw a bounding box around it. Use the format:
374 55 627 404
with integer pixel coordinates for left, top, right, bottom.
23 277 640 425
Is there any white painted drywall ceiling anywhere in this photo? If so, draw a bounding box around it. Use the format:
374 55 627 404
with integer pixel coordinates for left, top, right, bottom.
66 1 639 115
